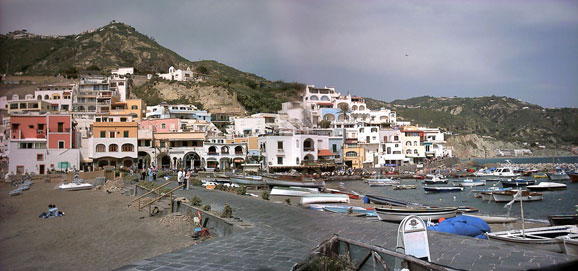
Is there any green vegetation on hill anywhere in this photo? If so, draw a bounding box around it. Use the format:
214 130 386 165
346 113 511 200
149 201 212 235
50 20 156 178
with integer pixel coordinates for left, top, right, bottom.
366 96 578 146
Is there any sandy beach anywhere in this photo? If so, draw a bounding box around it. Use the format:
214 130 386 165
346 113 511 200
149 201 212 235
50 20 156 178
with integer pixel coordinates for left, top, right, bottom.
0 181 200 271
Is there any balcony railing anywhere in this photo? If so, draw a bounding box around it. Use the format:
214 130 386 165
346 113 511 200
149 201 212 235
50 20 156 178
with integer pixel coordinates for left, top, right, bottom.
303 147 315 152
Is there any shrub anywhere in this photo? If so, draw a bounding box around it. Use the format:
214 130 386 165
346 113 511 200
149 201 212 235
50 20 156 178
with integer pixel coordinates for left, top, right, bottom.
203 204 211 211
297 255 354 271
191 195 202 206
236 185 246 195
261 191 270 200
221 204 233 218
190 178 203 187
285 198 291 205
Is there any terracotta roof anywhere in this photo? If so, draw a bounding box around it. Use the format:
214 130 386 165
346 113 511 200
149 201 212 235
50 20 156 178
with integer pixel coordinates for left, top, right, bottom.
318 149 335 157
316 102 333 106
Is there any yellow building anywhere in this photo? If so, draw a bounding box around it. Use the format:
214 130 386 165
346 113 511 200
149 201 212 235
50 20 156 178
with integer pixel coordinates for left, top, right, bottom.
343 141 365 169
92 122 139 168
110 99 146 120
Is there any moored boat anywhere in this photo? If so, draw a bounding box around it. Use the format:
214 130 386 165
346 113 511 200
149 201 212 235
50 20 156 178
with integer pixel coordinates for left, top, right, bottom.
533 173 548 179
491 190 543 202
500 178 536 188
300 194 350 205
568 172 578 183
548 215 578 226
263 177 325 188
375 206 458 222
486 225 578 253
423 185 464 193
364 194 409 206
270 186 318 197
472 186 511 198
423 175 448 184
367 178 400 187
526 182 566 191
453 179 486 187
547 168 570 181
392 184 416 190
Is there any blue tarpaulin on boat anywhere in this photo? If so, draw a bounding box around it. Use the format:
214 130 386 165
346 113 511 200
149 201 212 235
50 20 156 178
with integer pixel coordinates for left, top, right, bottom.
427 215 491 239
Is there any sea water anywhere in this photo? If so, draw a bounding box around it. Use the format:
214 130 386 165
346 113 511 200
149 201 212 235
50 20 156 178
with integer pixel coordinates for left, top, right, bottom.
340 177 578 221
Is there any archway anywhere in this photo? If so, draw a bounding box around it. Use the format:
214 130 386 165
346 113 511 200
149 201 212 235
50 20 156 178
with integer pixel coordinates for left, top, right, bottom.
138 151 151 169
303 138 314 152
220 157 231 170
303 154 314 162
234 146 243 155
183 152 201 170
123 159 133 168
160 155 171 169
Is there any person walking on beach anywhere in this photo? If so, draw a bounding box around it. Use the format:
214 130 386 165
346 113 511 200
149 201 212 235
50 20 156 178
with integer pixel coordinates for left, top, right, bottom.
177 168 183 189
185 170 191 190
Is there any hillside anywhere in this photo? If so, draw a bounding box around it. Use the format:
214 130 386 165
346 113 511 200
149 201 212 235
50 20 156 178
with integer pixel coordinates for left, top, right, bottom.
366 96 578 148
0 21 304 114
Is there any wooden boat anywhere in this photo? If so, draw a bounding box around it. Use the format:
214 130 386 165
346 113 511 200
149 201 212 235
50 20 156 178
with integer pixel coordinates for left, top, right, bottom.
472 186 511 198
365 194 409 206
229 175 265 186
456 206 479 213
323 206 377 217
487 225 578 253
392 184 416 190
412 175 425 179
548 215 578 226
557 234 578 256
423 185 464 193
526 182 566 191
491 190 543 202
325 175 363 182
300 194 350 205
423 175 448 184
466 214 518 224
533 173 548 179
568 172 578 183
453 179 486 187
326 188 359 199
367 178 399 187
375 206 458 222
58 182 93 191
263 177 325 188
270 186 318 197
500 179 536 187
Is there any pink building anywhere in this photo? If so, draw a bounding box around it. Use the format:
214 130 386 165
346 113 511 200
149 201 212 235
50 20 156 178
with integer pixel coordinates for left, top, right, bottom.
9 114 79 174
139 119 180 133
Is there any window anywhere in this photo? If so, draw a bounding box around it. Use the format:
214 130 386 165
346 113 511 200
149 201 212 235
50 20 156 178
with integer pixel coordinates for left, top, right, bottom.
161 123 166 129
406 141 411 146
58 141 65 149
414 141 418 146
120 118 127 122
109 144 118 152
277 141 283 150
16 166 24 174
10 104 18 109
346 151 357 157
96 144 106 152
58 162 70 169
100 131 106 138
394 136 399 141
406 149 411 154
122 144 134 152
332 144 337 153
37 154 44 161
57 122 64 132
109 131 115 138
131 105 138 109
414 149 418 154
145 140 151 147
277 157 283 165
160 141 165 148
123 131 129 138
20 103 27 109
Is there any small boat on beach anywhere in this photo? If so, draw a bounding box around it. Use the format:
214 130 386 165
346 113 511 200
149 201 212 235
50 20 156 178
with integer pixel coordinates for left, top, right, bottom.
300 194 350 205
263 177 325 188
423 185 464 193
486 225 578 253
58 182 93 191
270 186 318 197
526 182 566 191
466 214 518 224
367 178 399 186
453 179 486 187
456 206 479 213
491 190 543 202
326 188 360 199
375 206 458 223
364 194 410 206
229 175 265 186
392 184 416 190
500 178 536 188
323 206 377 217
548 215 578 226
557 234 578 256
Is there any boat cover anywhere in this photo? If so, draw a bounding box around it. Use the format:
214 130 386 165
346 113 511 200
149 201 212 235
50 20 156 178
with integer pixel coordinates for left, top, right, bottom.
427 215 491 239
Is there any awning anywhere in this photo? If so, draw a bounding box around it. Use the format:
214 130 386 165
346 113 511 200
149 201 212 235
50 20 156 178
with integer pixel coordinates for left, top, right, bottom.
233 158 245 163
318 149 335 157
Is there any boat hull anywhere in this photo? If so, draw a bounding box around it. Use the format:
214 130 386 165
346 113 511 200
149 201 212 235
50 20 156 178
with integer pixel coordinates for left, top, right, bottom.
548 215 578 226
500 180 536 187
547 172 570 181
423 186 463 192
229 177 265 186
59 183 93 191
567 172 578 183
300 194 350 205
526 182 566 191
558 236 578 256
375 207 457 222
365 195 408 206
264 177 325 188
487 226 578 253
492 191 543 202
270 187 317 197
466 214 518 224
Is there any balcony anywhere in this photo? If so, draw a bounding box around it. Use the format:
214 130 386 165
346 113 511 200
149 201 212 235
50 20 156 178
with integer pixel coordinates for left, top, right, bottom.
303 147 315 152
207 152 219 155
49 128 71 133
235 152 244 155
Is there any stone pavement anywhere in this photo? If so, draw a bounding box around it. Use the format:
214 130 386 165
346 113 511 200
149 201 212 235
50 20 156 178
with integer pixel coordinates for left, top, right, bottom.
118 183 577 271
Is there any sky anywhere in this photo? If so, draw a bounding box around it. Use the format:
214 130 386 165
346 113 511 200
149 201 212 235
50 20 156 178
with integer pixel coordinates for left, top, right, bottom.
1 0 577 108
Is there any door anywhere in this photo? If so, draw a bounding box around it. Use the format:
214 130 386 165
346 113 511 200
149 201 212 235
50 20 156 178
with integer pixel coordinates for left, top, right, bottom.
39 164 45 175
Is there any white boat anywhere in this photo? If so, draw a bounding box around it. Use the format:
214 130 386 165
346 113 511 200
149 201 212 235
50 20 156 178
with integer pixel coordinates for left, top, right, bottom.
487 225 578 253
526 182 566 191
453 179 486 187
270 186 318 197
474 169 494 177
392 184 416 190
375 206 458 223
489 161 520 178
367 178 399 187
466 214 518 224
557 234 578 256
423 175 448 184
491 190 543 202
547 169 570 181
300 194 350 205
58 182 93 191
472 186 511 198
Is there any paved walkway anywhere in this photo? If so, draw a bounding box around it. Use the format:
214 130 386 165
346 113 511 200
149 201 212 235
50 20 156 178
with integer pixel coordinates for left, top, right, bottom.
118 183 577 271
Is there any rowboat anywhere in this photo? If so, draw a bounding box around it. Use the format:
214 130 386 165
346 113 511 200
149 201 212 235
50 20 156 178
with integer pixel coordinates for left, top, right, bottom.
548 215 578 226
326 188 360 199
500 179 536 188
466 214 518 224
367 178 399 187
58 182 93 191
491 190 543 202
392 184 416 190
300 194 350 205
364 194 410 206
375 206 458 222
453 179 486 187
323 206 377 217
526 182 566 191
229 175 265 186
423 185 464 193
487 225 578 253
270 186 318 197
472 186 511 198
263 177 325 188
557 234 578 256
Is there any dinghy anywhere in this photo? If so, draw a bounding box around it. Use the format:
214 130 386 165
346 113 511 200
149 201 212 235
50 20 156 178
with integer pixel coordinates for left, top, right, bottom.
367 178 399 187
270 186 318 197
526 182 566 191
392 184 416 190
487 225 578 253
423 185 464 193
453 179 486 187
58 182 93 191
557 234 578 256
375 206 458 223
300 194 350 205
491 190 543 202
466 214 518 224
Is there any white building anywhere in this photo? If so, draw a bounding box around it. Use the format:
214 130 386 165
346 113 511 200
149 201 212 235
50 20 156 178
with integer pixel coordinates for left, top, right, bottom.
233 117 267 136
259 133 330 169
34 85 75 112
111 67 134 77
157 66 194 82
378 129 405 166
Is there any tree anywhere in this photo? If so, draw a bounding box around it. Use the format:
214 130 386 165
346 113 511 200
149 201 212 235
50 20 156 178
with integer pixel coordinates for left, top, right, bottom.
196 66 208 74
338 103 351 164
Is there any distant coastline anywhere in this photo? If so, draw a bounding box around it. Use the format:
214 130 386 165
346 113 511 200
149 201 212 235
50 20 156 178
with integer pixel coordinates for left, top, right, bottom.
467 155 578 165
